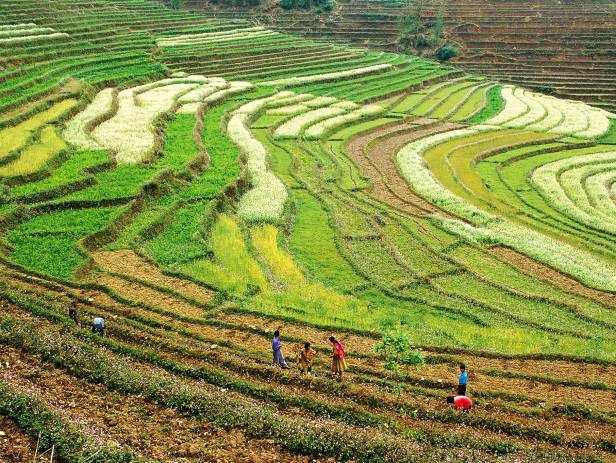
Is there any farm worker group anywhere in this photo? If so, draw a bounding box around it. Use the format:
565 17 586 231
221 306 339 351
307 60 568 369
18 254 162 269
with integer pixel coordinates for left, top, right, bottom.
67 300 106 336
69 300 473 411
272 330 473 410
272 331 348 380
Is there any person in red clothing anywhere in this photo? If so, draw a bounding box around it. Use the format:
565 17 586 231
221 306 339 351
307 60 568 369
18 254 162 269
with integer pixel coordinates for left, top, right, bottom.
447 395 473 412
328 336 347 380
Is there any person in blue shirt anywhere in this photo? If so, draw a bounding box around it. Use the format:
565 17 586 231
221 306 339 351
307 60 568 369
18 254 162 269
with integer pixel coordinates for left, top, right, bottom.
458 363 468 395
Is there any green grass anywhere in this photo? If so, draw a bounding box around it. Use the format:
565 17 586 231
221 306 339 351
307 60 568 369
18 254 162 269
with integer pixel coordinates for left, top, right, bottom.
598 117 616 144
447 244 616 327
430 81 484 120
379 221 457 277
9 232 89 280
8 206 122 279
345 238 416 289
466 84 504 124
48 165 156 203
145 199 214 267
8 150 110 199
412 80 475 116
449 84 494 122
156 113 200 173
181 213 269 294
492 144 616 256
174 100 241 200
3 0 616 371
289 189 365 292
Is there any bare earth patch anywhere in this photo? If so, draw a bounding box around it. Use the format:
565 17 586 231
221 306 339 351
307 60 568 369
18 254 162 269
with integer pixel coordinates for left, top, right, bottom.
345 117 460 216
92 250 213 304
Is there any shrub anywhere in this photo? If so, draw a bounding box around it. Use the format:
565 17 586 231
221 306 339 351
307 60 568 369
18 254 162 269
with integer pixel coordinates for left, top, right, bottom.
435 46 458 61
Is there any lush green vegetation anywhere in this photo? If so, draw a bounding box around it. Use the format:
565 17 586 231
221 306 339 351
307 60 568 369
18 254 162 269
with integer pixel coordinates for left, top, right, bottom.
1 1 615 462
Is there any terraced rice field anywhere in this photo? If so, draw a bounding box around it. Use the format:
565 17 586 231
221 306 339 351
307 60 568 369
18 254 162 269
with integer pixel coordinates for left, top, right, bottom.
194 0 616 113
0 0 615 462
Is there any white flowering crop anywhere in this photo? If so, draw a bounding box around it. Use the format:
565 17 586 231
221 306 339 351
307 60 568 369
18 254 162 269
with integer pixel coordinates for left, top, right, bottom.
0 23 38 30
435 215 616 291
233 91 295 115
158 27 277 46
177 81 229 104
203 81 254 105
304 104 383 139
485 86 528 126
131 76 208 94
486 85 612 138
0 24 68 45
397 126 499 224
157 27 265 45
530 151 616 233
585 169 616 218
0 26 55 37
396 127 616 291
0 31 68 44
266 104 309 116
503 89 546 129
92 82 198 164
262 64 394 87
305 96 339 108
177 102 202 114
274 106 346 139
227 92 297 222
527 95 563 132
63 88 115 150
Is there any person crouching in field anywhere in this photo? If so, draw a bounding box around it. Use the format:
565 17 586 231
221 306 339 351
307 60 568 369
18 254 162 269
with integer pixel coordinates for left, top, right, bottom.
447 395 473 412
92 316 105 336
296 342 317 375
458 363 468 395
272 330 290 369
329 336 347 380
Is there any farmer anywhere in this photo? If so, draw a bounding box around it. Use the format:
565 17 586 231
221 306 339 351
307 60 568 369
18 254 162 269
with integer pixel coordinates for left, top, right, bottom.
447 395 473 412
272 330 290 369
458 363 468 395
329 336 347 380
68 301 79 326
92 316 105 336
296 342 317 375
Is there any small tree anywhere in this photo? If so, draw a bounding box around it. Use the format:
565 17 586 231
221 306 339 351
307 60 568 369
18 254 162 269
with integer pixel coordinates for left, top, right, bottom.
374 332 425 400
432 0 447 46
435 45 458 61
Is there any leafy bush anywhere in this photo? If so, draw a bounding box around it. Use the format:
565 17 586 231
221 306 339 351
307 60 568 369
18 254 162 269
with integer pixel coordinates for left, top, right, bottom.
375 332 425 375
435 46 458 61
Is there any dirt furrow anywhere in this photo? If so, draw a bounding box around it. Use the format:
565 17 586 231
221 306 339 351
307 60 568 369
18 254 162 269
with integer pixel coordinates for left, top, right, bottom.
0 415 37 463
344 118 459 216
0 324 330 463
92 250 214 304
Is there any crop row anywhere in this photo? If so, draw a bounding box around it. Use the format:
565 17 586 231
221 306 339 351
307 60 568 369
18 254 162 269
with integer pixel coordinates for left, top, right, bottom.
5 280 615 457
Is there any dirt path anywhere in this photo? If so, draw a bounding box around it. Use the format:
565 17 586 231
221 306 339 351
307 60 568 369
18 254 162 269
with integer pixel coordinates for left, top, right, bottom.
344 118 460 216
3 271 616 461
95 273 208 319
